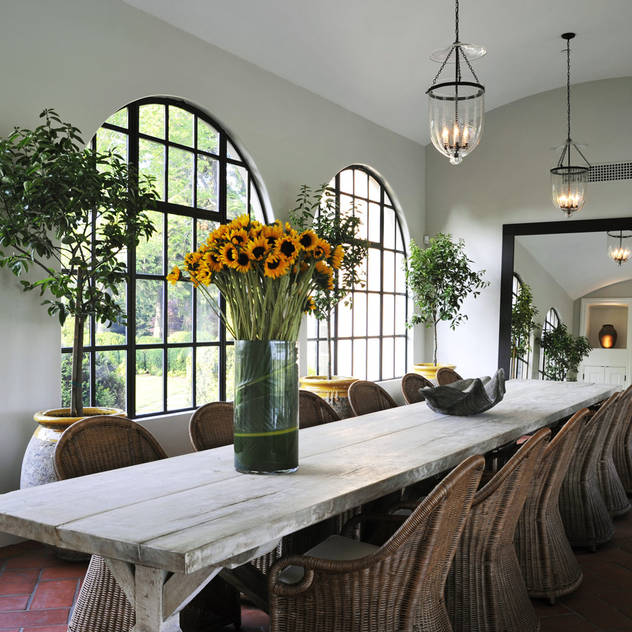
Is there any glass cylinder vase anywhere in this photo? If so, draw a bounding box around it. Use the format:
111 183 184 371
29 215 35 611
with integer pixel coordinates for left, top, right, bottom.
234 340 299 474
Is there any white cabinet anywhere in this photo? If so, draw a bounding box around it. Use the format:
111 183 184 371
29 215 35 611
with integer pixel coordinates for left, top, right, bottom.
605 366 627 386
581 364 626 385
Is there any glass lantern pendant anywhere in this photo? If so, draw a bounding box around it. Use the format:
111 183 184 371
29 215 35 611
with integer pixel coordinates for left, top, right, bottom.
607 230 632 266
551 33 591 216
427 0 486 165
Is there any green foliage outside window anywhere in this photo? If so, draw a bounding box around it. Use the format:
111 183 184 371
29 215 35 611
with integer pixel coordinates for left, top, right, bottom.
539 324 592 381
511 281 538 373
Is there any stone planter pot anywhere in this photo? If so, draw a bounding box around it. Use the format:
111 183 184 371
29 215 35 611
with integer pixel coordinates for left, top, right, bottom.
412 363 457 382
20 407 125 489
299 376 358 419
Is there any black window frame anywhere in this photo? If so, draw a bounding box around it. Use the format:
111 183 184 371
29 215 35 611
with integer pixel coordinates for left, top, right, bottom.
539 307 561 379
60 96 269 418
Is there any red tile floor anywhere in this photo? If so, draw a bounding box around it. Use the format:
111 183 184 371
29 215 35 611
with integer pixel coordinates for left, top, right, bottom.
2 511 632 631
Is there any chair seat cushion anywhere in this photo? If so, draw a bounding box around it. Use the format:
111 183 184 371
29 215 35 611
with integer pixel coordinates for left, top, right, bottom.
279 535 379 584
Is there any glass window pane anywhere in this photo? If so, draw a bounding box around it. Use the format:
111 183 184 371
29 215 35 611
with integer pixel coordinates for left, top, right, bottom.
136 210 164 275
96 286 126 346
367 338 380 381
382 337 395 379
318 342 330 378
367 248 381 291
61 317 89 348
353 339 366 378
136 280 164 343
139 104 165 139
338 340 352 377
340 194 354 216
168 347 192 409
383 251 395 293
396 295 408 335
383 206 396 249
197 119 219 154
95 350 126 410
352 292 367 337
139 139 165 200
197 154 219 211
167 282 192 343
367 294 381 336
227 141 240 161
339 169 353 194
395 252 406 293
227 164 248 219
395 221 405 252
383 294 395 336
355 199 368 240
196 346 220 405
368 202 381 243
354 170 368 198
96 128 127 160
225 344 235 400
307 340 318 376
249 181 265 223
307 313 318 339
354 254 367 291
368 176 380 201
395 337 407 378
106 108 127 128
196 218 220 249
61 352 89 408
197 285 220 342
167 215 193 271
136 349 163 414
168 146 194 207
168 106 194 147
337 301 352 339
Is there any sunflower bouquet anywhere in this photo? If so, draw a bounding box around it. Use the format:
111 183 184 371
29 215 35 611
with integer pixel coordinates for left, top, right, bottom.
167 214 343 341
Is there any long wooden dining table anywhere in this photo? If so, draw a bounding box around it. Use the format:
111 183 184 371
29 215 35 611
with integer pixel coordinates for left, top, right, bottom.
0 379 617 631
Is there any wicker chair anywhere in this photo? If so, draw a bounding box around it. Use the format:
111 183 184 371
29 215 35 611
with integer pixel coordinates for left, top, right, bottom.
514 409 588 604
268 454 485 632
559 392 618 550
299 390 340 428
446 428 550 632
189 401 234 450
436 367 463 385
401 372 433 404
348 380 398 416
614 388 632 494
55 416 168 632
598 390 632 517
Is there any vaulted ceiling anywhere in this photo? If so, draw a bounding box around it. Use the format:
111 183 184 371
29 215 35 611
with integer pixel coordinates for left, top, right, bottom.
123 0 632 144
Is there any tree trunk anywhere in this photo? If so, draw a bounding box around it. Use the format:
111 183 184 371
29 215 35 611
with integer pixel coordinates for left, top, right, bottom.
70 313 86 417
433 320 438 367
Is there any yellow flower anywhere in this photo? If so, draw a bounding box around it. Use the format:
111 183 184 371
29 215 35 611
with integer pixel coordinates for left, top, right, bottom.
315 260 334 290
233 250 252 273
331 245 345 269
203 250 223 272
220 243 238 267
312 238 332 260
166 266 181 285
194 268 212 286
230 229 249 247
275 235 301 262
264 254 290 279
303 296 316 313
298 229 318 251
263 223 283 246
233 214 251 229
245 236 268 261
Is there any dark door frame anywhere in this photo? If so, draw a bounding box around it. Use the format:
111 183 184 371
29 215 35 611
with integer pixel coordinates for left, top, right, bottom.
498 217 632 375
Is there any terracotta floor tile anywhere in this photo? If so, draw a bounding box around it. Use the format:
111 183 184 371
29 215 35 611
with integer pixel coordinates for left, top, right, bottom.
0 608 69 627
0 594 29 611
0 570 39 595
30 578 78 610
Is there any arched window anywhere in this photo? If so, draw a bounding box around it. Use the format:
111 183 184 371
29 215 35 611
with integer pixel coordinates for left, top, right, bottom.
60 97 269 417
539 308 561 380
306 166 409 380
511 273 532 379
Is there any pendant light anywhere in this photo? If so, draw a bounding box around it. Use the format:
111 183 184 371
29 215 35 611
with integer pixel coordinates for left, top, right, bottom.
607 230 632 266
551 33 591 216
427 0 486 165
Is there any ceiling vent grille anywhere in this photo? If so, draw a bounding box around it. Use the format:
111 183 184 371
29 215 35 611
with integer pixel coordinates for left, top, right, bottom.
589 162 632 182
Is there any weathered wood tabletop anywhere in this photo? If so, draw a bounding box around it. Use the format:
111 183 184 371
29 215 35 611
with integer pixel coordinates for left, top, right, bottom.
0 379 616 631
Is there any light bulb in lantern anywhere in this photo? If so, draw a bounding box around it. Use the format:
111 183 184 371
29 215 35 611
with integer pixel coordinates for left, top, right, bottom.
607 231 632 266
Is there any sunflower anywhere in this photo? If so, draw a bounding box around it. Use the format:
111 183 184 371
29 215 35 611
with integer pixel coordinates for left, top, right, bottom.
233 250 252 273
303 296 316 313
233 214 251 229
264 254 290 279
245 236 268 261
330 244 345 269
298 229 318 251
315 260 334 290
194 267 212 286
203 250 223 272
275 235 301 261
262 223 283 246
229 229 249 247
166 266 181 285
220 243 238 267
312 238 332 260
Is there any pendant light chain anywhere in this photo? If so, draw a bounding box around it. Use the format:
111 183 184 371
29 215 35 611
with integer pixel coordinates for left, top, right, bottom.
566 38 571 142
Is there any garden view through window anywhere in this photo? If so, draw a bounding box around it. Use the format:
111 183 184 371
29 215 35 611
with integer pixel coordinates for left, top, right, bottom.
60 98 268 417
306 166 409 381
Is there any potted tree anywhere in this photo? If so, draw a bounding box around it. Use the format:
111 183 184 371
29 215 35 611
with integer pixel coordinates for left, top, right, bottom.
540 323 591 381
290 185 368 418
510 281 538 378
406 233 488 380
0 109 157 487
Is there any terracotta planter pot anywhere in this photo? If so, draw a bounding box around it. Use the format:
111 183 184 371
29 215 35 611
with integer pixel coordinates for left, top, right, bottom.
412 363 457 381
20 407 125 489
299 376 358 419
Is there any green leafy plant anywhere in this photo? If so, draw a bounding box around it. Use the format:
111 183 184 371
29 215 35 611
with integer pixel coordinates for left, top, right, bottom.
405 233 489 366
511 281 538 377
539 323 592 381
290 185 368 378
0 109 158 416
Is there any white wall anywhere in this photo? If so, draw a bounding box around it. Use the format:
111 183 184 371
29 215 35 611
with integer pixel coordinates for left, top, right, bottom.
426 76 632 377
0 0 427 537
573 277 632 338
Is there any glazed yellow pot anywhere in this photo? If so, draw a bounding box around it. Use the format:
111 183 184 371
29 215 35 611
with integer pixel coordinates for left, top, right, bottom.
412 363 457 381
21 407 125 488
299 376 358 419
